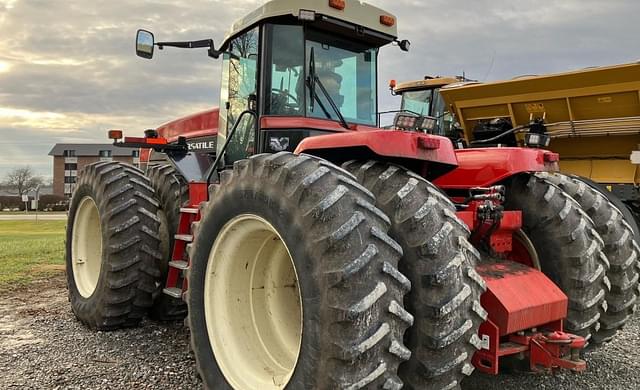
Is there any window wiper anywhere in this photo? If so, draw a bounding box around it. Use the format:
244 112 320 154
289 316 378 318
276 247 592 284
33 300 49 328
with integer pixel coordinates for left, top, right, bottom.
306 47 350 130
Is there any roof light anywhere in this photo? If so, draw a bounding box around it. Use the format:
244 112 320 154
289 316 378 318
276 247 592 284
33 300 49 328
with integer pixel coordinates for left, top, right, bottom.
329 0 346 10
418 117 437 133
298 9 316 21
394 114 418 130
108 130 123 140
380 15 395 27
389 79 397 89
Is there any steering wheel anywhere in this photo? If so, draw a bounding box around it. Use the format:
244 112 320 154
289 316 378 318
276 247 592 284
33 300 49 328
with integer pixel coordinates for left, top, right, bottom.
270 89 300 114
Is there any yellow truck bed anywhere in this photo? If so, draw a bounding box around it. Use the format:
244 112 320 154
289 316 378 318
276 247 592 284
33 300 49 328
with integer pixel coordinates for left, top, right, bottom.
439 62 640 184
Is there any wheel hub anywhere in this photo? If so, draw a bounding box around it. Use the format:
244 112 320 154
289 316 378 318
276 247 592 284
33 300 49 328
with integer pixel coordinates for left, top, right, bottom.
71 196 103 298
204 214 302 389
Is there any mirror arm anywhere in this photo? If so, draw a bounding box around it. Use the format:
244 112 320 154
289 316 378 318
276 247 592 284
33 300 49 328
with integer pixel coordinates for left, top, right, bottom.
152 38 237 60
156 39 214 50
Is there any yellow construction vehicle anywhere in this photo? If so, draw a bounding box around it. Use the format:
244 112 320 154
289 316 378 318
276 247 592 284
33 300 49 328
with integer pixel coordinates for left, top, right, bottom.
392 62 640 230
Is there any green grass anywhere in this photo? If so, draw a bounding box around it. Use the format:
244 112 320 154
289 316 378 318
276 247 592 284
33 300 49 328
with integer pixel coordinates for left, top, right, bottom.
0 211 67 215
0 220 66 287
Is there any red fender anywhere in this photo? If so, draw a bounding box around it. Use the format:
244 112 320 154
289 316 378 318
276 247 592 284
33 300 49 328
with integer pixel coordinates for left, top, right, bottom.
294 129 459 173
434 147 559 189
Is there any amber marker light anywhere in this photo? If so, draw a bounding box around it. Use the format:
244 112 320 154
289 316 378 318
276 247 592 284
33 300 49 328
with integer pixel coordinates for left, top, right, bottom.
329 0 346 10
108 130 123 140
380 15 395 27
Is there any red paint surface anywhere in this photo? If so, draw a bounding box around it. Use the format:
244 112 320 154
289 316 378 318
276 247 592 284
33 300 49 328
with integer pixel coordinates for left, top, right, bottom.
434 147 559 189
156 108 219 143
188 182 209 206
293 130 458 166
477 261 568 336
508 236 536 268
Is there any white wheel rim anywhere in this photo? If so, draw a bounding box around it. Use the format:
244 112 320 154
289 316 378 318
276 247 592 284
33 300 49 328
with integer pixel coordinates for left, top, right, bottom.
71 196 103 298
204 214 303 390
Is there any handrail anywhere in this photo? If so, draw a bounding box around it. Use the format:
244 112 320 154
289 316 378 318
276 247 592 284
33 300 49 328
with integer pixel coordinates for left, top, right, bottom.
205 109 257 185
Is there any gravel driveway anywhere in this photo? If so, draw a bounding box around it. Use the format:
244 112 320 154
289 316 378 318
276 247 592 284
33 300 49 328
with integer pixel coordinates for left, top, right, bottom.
1 273 638 389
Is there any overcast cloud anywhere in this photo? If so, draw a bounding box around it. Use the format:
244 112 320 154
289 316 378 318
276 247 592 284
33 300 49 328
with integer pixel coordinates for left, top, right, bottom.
0 0 639 179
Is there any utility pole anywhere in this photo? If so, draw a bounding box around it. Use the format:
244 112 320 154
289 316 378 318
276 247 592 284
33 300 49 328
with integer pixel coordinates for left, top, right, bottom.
34 185 40 223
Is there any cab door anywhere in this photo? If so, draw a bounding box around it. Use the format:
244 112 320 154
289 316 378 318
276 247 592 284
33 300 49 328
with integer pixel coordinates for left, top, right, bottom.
217 27 259 165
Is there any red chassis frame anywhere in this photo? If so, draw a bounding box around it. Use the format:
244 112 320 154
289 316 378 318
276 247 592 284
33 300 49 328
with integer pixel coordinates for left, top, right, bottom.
113 122 584 375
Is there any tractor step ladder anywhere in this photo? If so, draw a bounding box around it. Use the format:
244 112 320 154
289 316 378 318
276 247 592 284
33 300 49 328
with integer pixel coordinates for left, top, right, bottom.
162 207 200 299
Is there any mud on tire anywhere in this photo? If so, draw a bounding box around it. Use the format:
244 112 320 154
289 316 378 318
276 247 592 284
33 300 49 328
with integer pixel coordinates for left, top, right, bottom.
344 161 486 390
538 172 640 345
185 152 413 389
146 164 189 321
504 173 609 343
66 161 163 330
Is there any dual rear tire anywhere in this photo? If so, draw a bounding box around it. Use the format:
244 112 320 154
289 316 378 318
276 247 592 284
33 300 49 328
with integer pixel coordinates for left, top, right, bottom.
344 161 486 390
187 153 413 389
66 162 162 330
504 173 611 344
535 172 640 345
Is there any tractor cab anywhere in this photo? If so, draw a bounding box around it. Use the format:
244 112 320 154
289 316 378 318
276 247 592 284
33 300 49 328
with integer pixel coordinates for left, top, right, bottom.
390 76 472 139
136 0 409 168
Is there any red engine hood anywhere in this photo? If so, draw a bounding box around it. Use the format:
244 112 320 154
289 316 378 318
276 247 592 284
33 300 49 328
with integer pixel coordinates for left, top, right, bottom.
156 108 219 143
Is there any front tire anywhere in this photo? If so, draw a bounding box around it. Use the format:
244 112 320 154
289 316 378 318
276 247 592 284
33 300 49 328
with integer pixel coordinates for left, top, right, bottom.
66 161 162 330
504 173 609 343
186 152 412 389
344 161 486 390
537 172 640 344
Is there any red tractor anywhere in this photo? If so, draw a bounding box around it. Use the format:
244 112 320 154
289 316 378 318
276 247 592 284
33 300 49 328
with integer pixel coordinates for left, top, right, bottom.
64 1 638 389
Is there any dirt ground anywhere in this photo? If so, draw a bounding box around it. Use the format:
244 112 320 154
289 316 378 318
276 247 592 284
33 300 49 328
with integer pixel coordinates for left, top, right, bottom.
1 272 639 389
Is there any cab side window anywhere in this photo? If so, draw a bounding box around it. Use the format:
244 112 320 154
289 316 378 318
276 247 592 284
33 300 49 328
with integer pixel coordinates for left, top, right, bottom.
264 24 305 116
225 28 259 164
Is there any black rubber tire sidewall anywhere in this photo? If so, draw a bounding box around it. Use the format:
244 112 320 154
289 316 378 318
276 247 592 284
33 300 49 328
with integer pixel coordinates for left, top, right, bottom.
569 174 640 241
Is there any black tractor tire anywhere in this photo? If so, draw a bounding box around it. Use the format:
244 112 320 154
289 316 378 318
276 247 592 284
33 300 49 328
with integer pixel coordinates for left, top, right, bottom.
65 161 163 330
537 172 640 344
568 174 640 242
344 161 486 390
186 152 413 389
146 164 189 321
504 173 609 344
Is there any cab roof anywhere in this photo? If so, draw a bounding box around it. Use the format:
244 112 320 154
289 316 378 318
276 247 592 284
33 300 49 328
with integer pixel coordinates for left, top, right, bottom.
394 77 462 94
220 0 398 49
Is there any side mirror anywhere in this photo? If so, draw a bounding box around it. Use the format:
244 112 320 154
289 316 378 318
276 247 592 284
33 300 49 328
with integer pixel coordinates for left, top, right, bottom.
398 39 411 52
136 29 155 59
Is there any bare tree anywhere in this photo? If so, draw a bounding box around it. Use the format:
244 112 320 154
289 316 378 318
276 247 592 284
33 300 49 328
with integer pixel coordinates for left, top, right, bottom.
3 166 44 197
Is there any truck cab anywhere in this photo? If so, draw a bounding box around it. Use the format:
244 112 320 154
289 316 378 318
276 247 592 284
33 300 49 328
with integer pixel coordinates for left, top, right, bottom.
391 76 470 139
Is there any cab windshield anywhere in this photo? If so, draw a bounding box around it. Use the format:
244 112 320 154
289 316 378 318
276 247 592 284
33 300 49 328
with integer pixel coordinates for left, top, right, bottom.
401 88 448 119
400 88 454 136
401 89 433 116
265 24 378 126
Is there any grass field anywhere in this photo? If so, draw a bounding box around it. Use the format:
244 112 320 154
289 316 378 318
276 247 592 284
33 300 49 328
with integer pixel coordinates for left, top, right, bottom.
0 220 66 287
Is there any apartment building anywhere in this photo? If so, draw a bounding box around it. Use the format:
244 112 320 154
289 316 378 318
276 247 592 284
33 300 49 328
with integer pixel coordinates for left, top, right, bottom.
48 144 139 197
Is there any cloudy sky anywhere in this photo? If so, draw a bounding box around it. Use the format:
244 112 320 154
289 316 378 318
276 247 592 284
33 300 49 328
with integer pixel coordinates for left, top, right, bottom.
0 0 638 179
